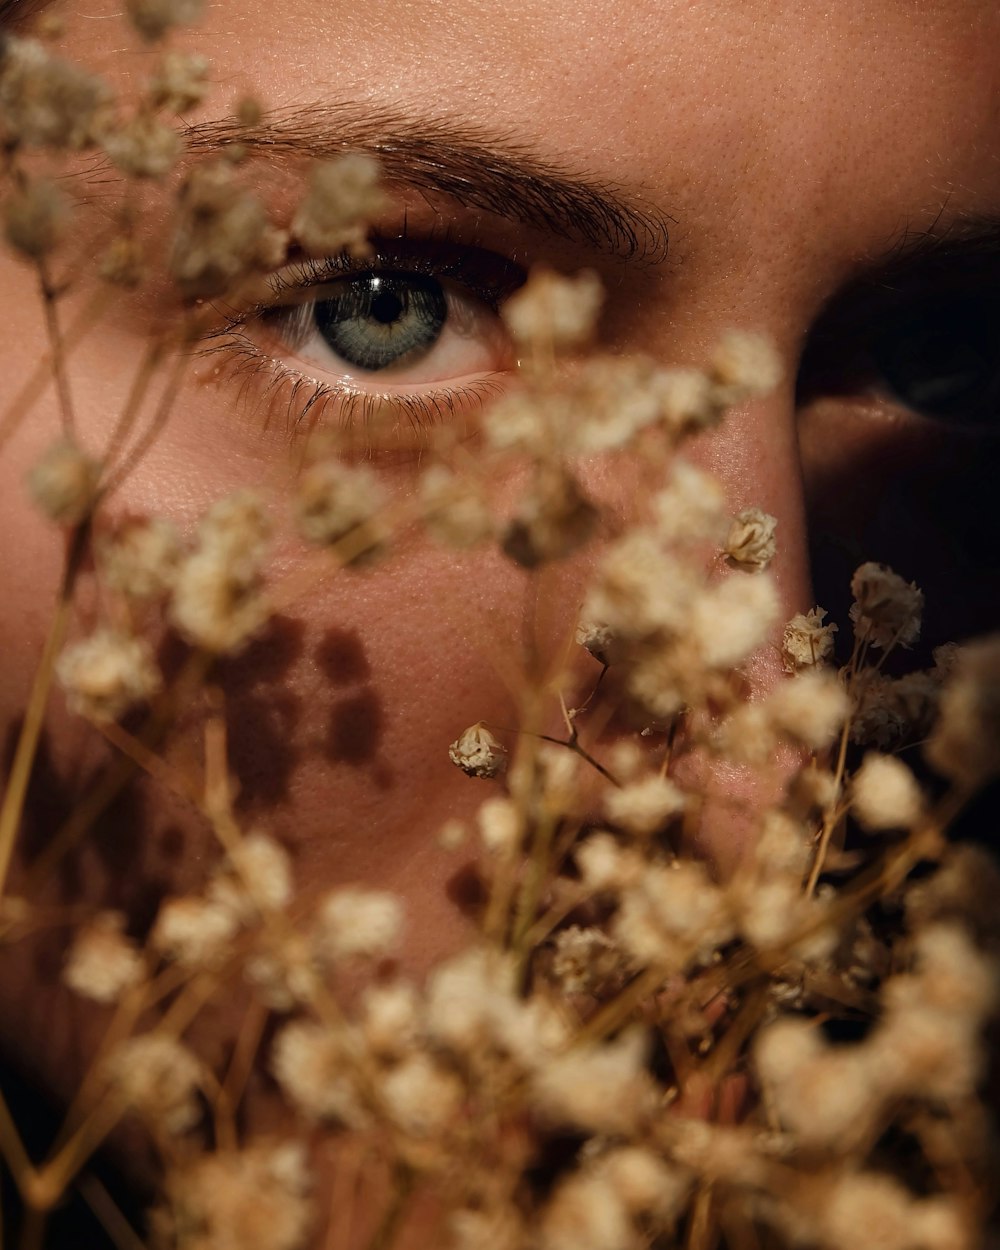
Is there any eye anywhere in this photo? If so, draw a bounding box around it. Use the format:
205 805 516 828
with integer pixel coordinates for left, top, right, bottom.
796 262 1000 430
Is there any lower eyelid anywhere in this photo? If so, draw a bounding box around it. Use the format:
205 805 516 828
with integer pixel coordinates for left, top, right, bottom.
198 325 509 454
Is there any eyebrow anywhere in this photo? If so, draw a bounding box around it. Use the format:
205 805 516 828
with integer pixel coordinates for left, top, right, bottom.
184 102 673 265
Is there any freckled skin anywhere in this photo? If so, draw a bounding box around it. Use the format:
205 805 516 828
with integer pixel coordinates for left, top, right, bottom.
0 0 999 1211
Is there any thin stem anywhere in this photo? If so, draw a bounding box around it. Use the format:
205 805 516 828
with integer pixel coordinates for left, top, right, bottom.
36 258 76 438
78 1174 148 1250
0 287 110 455
0 1089 33 1193
0 523 88 899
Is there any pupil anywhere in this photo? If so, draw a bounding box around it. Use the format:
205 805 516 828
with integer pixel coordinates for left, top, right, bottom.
371 289 403 325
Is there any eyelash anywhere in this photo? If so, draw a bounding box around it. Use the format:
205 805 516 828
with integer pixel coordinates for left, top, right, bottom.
200 235 525 443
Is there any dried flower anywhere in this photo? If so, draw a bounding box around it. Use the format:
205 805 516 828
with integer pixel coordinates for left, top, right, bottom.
380 1053 464 1136
550 926 628 996
604 773 686 838
419 465 494 548
100 112 183 178
293 458 385 559
724 506 777 571
540 1173 631 1250
652 458 727 545
99 234 146 287
170 490 271 653
925 634 1000 787
313 887 403 961
292 154 386 257
157 1142 313 1250
360 981 422 1057
27 437 100 524
531 1028 653 1135
151 894 240 969
782 606 838 672
709 330 783 402
148 50 209 112
449 721 507 779
767 669 849 751
477 795 522 855
57 629 162 722
692 571 780 670
125 0 204 41
849 561 923 650
63 912 144 1003
501 467 598 568
3 176 69 258
98 516 181 600
106 1034 202 1134
0 37 111 150
271 1020 365 1125
851 753 925 831
502 267 604 352
170 160 286 299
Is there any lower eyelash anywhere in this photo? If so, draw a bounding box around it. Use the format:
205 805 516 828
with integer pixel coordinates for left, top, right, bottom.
197 326 507 450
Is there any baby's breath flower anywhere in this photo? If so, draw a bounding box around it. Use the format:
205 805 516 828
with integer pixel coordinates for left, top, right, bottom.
380 1052 464 1137
551 925 628 996
850 669 910 748
100 112 183 178
106 1034 202 1134
709 329 783 402
63 911 144 1003
293 457 386 559
651 458 727 545
27 437 100 525
851 752 925 831
585 532 700 642
292 154 386 256
595 1148 690 1220
419 464 493 548
0 37 111 150
925 634 1000 787
170 160 286 300
98 516 181 600
502 266 604 352
782 606 838 672
57 629 161 722
360 981 422 1057
125 0 204 42
724 506 777 571
449 721 507 779
767 669 849 751
170 490 271 653
501 466 598 568
540 1173 631 1250
849 561 923 650
424 946 516 1052
755 1019 879 1149
313 887 402 961
223 831 293 917
603 773 686 838
157 1142 313 1250
816 1174 963 1250
151 894 240 969
99 234 146 287
692 570 780 670
531 1028 653 1135
148 50 209 112
613 861 734 969
271 1019 366 1125
3 176 68 258
575 617 624 666
477 795 521 855
575 831 641 892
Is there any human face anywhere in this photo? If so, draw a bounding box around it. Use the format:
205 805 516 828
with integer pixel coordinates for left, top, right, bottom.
1 0 999 1155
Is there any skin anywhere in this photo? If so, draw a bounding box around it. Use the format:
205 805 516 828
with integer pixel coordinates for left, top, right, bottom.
1 0 999 1232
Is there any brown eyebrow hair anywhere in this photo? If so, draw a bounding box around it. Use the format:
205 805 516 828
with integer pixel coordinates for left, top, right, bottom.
185 101 673 264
